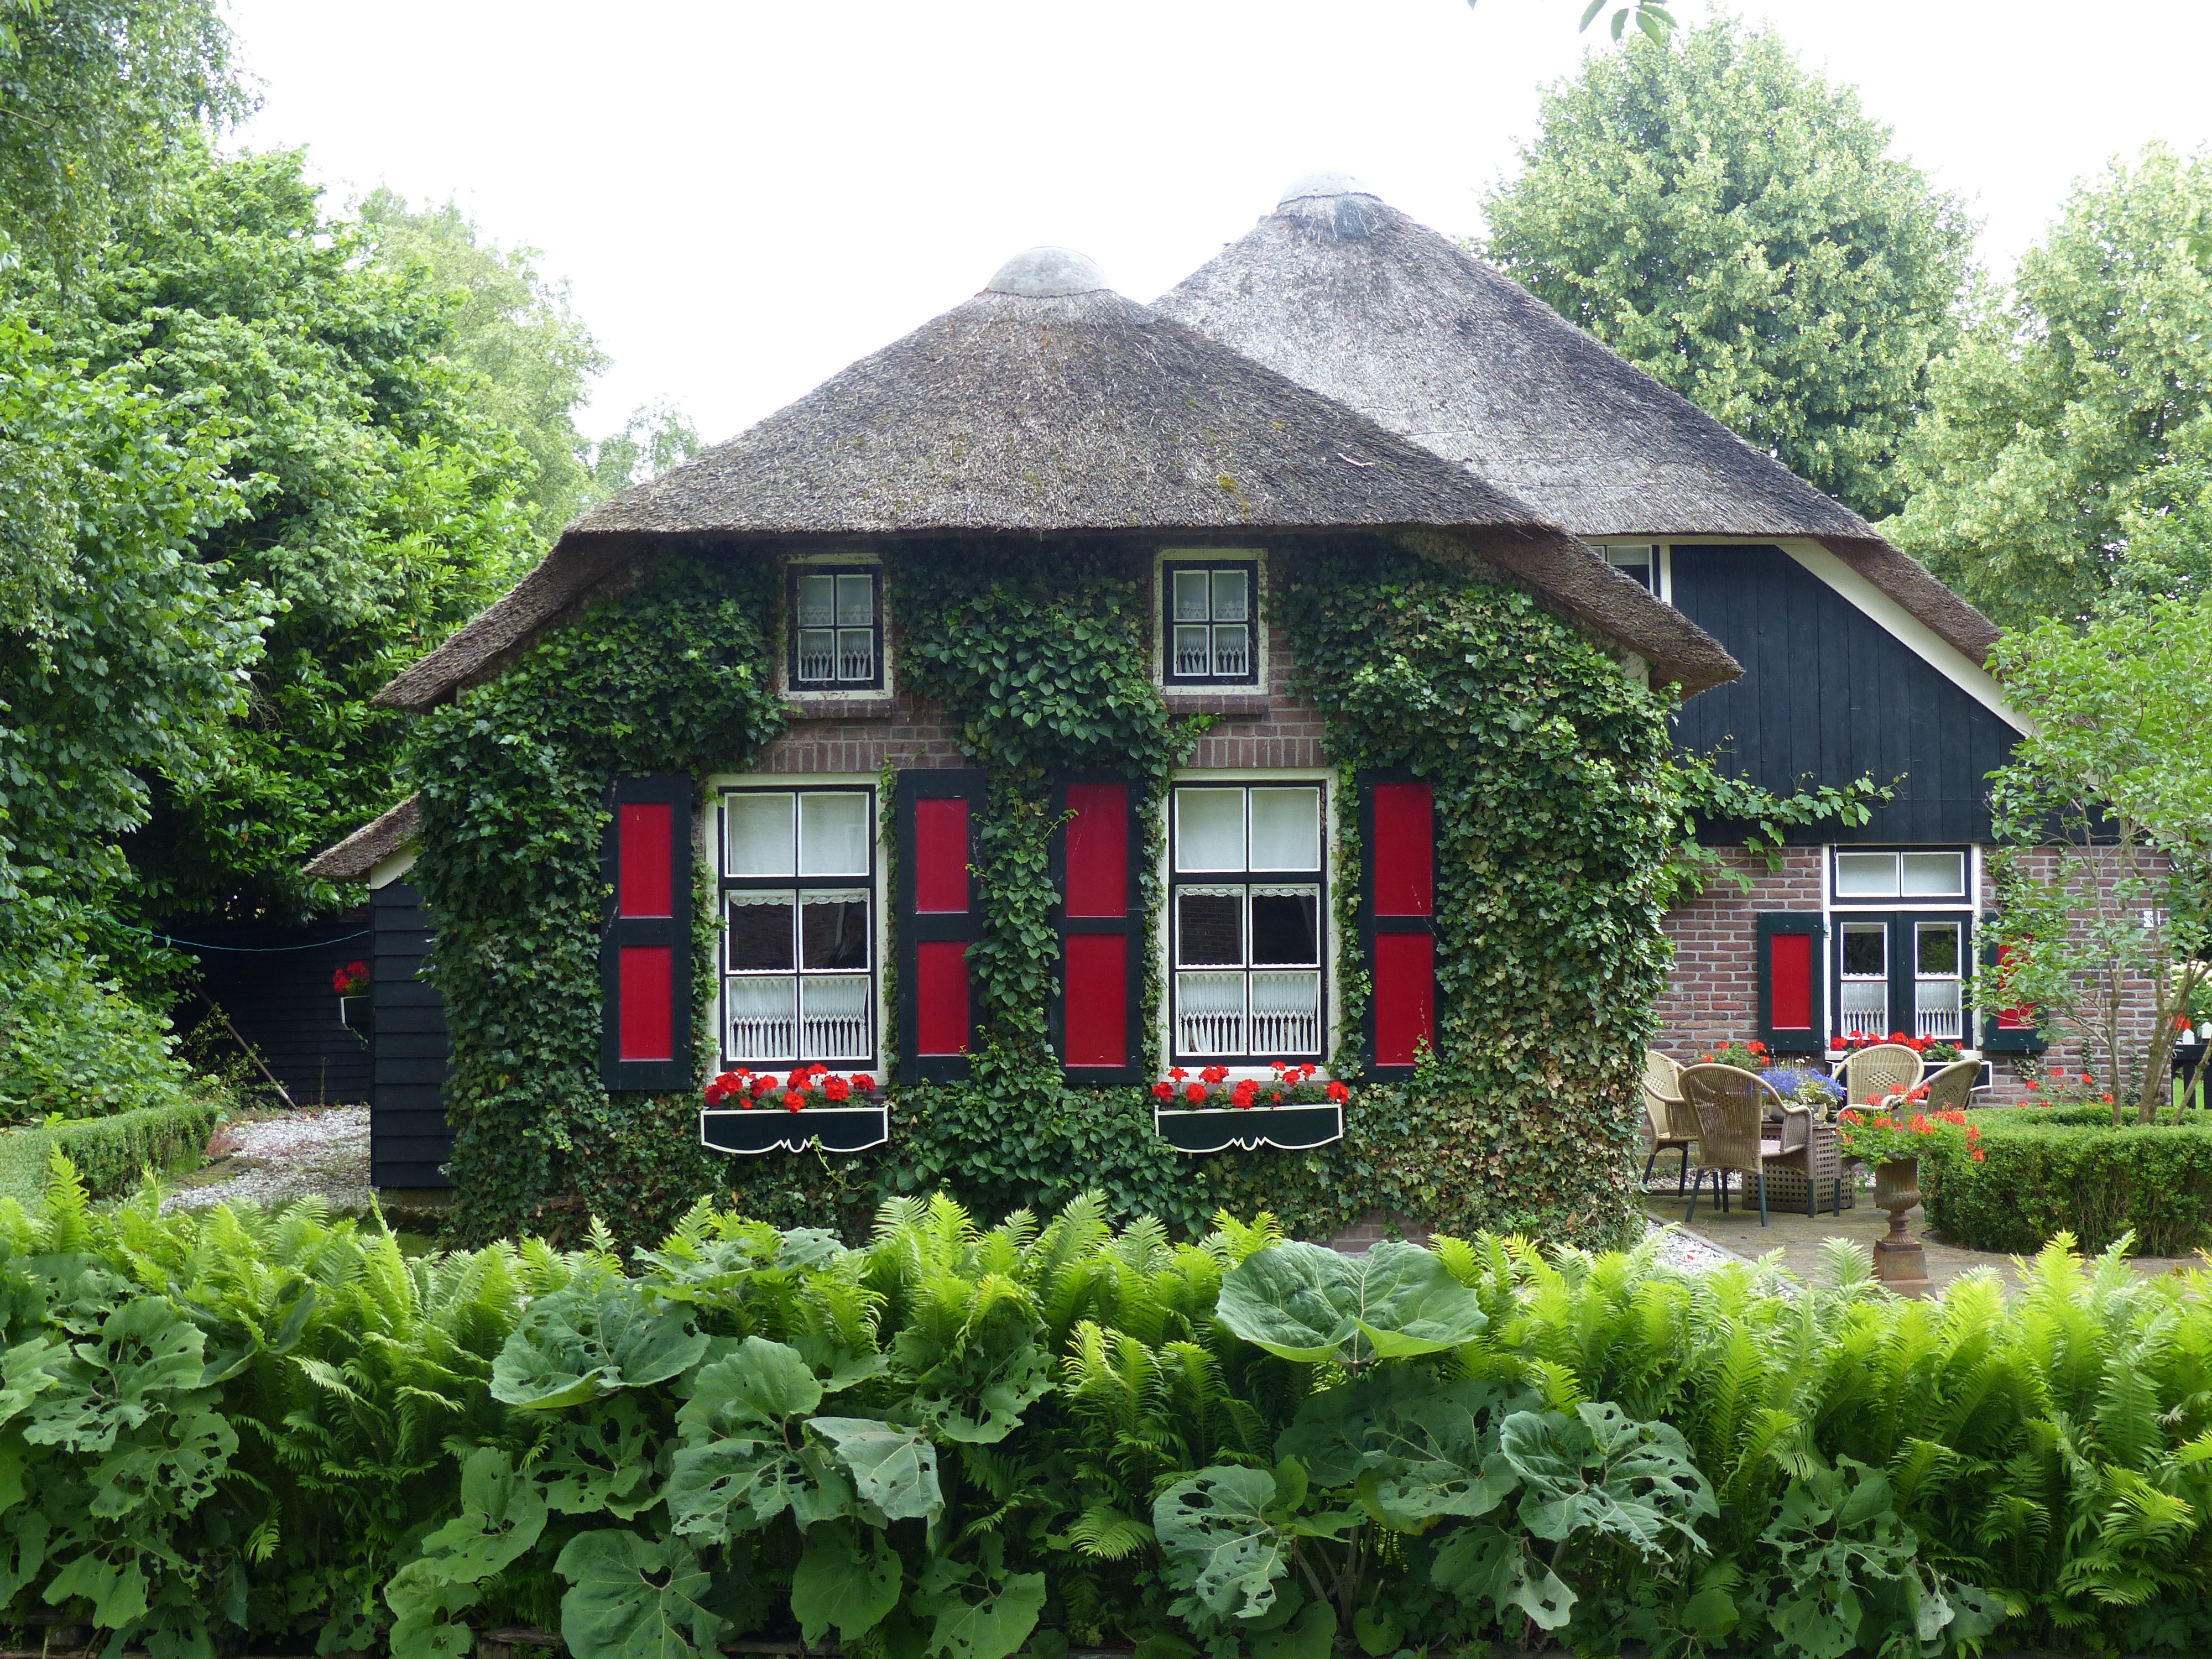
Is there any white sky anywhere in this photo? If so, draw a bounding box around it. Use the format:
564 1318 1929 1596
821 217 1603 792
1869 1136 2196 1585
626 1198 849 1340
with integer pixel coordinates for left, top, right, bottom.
225 0 2212 447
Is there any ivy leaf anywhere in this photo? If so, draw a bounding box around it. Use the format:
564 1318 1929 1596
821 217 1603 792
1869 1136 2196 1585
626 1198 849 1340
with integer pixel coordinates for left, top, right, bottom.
1214 1241 1486 1365
810 1417 943 1522
554 1530 721 1659
492 1275 709 1411
790 1523 902 1646
1151 1464 1293 1621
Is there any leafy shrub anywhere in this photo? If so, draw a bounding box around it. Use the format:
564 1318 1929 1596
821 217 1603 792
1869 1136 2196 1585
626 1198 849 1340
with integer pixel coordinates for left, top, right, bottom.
0 1098 223 1207
7 1167 2212 1658
0 947 203 1126
1923 1108 2212 1255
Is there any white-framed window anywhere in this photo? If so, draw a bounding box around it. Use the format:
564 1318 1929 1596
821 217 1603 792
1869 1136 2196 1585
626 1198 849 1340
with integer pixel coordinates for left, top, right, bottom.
719 785 877 1067
788 565 884 692
1829 847 1974 1045
1161 557 1259 686
1169 782 1323 1060
1600 544 1660 594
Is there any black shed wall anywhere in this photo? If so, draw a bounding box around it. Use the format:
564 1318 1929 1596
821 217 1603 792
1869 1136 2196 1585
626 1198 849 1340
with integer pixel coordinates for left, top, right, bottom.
182 912 374 1107
371 881 453 1189
1668 545 2022 844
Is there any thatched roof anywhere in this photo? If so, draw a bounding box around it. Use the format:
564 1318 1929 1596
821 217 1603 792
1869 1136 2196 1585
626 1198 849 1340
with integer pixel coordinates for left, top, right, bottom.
1155 180 1999 664
373 249 1740 711
305 792 418 883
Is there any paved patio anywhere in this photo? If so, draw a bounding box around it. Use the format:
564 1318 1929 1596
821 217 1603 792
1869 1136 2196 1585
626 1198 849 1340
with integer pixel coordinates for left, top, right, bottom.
1640 1170 2203 1292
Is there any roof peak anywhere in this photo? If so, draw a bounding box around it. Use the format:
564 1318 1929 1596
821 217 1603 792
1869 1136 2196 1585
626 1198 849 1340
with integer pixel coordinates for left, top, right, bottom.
984 246 1110 298
1277 170 1376 207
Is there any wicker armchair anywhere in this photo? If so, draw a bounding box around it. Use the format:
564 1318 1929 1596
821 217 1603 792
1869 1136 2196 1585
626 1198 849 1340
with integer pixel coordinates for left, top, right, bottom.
1837 1043 1924 1109
1678 1064 1809 1225
1920 1058 1981 1113
1641 1050 1699 1194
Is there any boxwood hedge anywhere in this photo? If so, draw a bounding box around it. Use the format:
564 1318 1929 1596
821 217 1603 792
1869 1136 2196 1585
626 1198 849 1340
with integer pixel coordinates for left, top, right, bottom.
1922 1105 2212 1256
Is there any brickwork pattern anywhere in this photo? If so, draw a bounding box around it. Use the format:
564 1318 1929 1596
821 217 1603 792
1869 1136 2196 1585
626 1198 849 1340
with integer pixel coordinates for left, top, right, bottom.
752 688 973 776
1164 555 1331 771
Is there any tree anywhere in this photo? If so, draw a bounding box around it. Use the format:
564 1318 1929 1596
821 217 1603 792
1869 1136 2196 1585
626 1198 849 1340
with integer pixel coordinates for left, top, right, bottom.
584 398 705 500
1482 15 1974 522
0 0 248 265
1984 596 2212 1124
356 189 609 540
30 142 541 927
1885 145 2212 629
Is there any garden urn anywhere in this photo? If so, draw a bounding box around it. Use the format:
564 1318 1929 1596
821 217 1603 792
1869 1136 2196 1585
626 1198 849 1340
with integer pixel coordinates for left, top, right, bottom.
1870 1156 1931 1296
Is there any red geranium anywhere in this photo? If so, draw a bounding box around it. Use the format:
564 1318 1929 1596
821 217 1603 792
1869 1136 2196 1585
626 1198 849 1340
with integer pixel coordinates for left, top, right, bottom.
782 1089 805 1112
853 1074 876 1093
1151 1081 1173 1100
1200 1065 1229 1086
1230 1079 1259 1110
822 1076 851 1103
1185 1083 1207 1104
1326 1079 1349 1104
332 960 369 995
1169 1067 1188 1082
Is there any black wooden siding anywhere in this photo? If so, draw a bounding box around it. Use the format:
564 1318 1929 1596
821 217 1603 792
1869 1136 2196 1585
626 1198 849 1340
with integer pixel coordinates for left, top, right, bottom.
1667 545 2022 844
371 881 453 1189
182 911 374 1107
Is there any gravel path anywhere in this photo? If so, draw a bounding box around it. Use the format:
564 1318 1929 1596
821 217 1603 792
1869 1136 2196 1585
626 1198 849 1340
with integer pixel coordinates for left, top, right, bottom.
1644 1218 1746 1272
163 1105 374 1215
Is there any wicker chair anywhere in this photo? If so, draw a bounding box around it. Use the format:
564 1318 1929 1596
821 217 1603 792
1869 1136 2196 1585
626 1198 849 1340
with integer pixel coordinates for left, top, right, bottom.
1641 1050 1700 1194
1837 1043 1924 1110
1920 1058 1981 1113
1677 1064 1810 1226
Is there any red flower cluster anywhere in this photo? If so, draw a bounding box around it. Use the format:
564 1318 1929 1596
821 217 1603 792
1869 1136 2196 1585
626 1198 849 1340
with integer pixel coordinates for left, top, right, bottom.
1837 1102 1985 1163
1150 1061 1349 1111
703 1066 877 1113
1835 1030 1937 1055
332 960 369 996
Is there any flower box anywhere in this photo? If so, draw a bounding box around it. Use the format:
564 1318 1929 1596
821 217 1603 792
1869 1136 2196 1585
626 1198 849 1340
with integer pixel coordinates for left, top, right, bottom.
700 1104 890 1156
338 995 372 1039
1155 1103 1344 1155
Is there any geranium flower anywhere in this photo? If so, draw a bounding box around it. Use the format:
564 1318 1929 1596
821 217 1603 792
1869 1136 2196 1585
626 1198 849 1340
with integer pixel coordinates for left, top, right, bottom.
822 1076 851 1102
1169 1067 1188 1081
1971 1147 1986 1162
1152 1081 1173 1100
1201 1065 1229 1086
1231 1079 1258 1110
786 1068 810 1091
1326 1079 1349 1104
751 1074 775 1095
853 1074 876 1093
782 1089 805 1112
1184 1083 1207 1104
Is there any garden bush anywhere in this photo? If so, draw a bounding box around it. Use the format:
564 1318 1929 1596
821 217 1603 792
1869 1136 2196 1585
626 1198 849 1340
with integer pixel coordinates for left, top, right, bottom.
0 946 202 1126
7 1165 2212 1659
0 1097 222 1207
1923 1107 2212 1256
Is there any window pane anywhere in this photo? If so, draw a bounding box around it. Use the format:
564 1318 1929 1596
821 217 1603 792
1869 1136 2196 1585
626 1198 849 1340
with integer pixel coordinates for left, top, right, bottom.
1251 886 1318 966
1173 569 1211 622
796 573 836 627
1212 624 1250 679
1605 547 1653 591
1916 978 1963 1042
1176 971 1245 1056
836 628 875 682
799 792 870 876
800 976 870 1061
1902 851 1965 898
796 629 836 682
1211 568 1249 622
802 893 870 969
1834 852 1898 899
1249 786 1321 870
1175 789 1244 872
1840 981 1887 1038
1841 923 1886 976
726 894 796 971
1173 624 1212 677
726 793 795 877
727 976 796 1063
1177 889 1244 966
1251 971 1321 1056
835 573 874 625
1916 921 1959 975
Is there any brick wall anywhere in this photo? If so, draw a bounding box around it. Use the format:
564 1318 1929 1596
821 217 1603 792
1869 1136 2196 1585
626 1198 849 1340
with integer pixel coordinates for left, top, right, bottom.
752 687 973 775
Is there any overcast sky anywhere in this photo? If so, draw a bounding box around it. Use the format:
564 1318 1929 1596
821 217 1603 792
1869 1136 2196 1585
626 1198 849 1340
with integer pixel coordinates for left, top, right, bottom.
225 0 2212 448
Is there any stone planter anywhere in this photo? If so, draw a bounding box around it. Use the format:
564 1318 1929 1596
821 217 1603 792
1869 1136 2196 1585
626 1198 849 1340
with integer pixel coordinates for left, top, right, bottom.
1870 1156 1931 1295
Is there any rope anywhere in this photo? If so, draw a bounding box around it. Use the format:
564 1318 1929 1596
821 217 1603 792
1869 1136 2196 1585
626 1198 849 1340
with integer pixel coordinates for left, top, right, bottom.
117 924 372 954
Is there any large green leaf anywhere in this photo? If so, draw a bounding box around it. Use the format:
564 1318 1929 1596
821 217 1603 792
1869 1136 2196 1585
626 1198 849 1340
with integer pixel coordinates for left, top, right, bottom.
1213 1242 1485 1365
790 1524 902 1646
0 1335 65 1429
1430 1522 1575 1631
538 1397 661 1518
1152 1464 1293 1621
811 1417 943 1523
418 1448 550 1582
912 1552 1046 1659
1275 1371 1525 1527
43 1551 150 1631
665 1433 847 1541
27 1297 206 1453
492 1276 709 1411
674 1337 823 1438
385 1559 483 1659
1499 1403 1715 1559
554 1530 720 1659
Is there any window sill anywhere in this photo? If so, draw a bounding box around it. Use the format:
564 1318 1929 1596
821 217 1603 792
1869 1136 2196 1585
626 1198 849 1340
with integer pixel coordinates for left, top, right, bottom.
1161 691 1271 717
780 695 898 721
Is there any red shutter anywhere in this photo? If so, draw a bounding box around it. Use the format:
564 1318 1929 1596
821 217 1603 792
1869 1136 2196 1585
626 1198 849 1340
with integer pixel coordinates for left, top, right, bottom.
1361 774 1436 1076
898 770 986 1082
1755 914 1824 1053
1052 778 1141 1081
601 776 694 1091
1995 943 2033 1029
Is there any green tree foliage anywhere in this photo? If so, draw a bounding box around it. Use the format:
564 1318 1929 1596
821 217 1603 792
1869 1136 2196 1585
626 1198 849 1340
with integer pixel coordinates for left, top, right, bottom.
1887 145 2212 628
356 189 611 540
585 399 707 503
1483 16 1974 521
0 0 247 265
31 142 543 926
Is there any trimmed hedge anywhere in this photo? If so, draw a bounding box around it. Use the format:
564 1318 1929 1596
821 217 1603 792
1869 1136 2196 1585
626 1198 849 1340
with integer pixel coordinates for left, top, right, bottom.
0 1096 220 1207
1922 1105 2212 1256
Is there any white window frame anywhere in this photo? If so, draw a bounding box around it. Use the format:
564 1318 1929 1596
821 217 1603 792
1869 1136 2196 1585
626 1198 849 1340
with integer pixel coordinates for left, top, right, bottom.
780 553 893 701
1154 548 1268 692
708 773 886 1072
1822 844 1979 1056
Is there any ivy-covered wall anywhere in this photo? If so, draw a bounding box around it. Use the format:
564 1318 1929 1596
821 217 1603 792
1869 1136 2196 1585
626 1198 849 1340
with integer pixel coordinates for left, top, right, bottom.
405 541 1676 1250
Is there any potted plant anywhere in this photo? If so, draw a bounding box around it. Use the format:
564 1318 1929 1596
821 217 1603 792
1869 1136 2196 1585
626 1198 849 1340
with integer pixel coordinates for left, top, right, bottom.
333 960 371 1039
1696 1039 1771 1071
1152 1062 1349 1154
699 1065 888 1155
1760 1065 1843 1121
1835 1097 1985 1291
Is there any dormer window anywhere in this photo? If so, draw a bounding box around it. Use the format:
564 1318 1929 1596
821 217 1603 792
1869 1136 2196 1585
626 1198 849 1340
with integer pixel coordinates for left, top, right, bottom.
1163 559 1259 686
790 566 884 691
